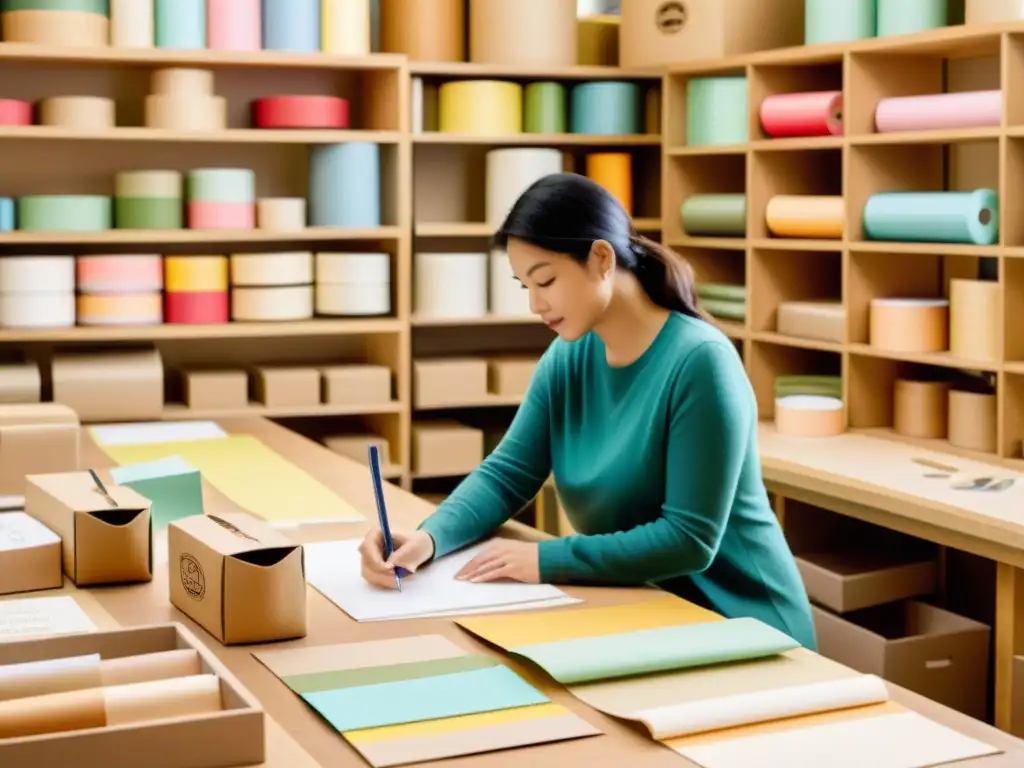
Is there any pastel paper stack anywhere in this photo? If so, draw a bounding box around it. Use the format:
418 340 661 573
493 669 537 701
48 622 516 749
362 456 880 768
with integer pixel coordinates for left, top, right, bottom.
110 456 204 530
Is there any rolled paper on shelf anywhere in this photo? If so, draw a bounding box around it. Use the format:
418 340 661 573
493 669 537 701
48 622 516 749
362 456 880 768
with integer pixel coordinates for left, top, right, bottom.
230 251 313 285
571 82 640 135
773 374 842 399
414 252 488 318
804 0 875 44
257 197 306 230
774 395 845 438
948 388 997 453
759 91 843 138
165 255 229 293
4 0 110 13
207 0 261 50
869 297 949 352
151 67 215 96
38 96 115 130
862 189 999 244
115 198 183 229
765 195 844 239
315 281 390 315
894 378 949 439
188 168 256 203
524 82 567 134
111 0 153 47
76 293 163 325
322 0 371 55
187 201 255 229
308 142 381 227
485 147 564 227
680 194 746 237
145 94 227 131
378 0 465 61
438 80 523 135
967 0 1024 23
877 0 947 36
252 96 349 129
154 0 206 49
874 90 1001 133
1 9 108 45
697 283 746 302
411 77 424 133
0 198 14 232
76 254 163 293
17 195 112 232
315 251 390 284
231 285 314 321
490 249 531 316
262 0 319 52
0 99 32 126
686 77 747 145
0 293 75 328
777 301 846 343
586 153 632 215
116 169 183 198
700 297 746 322
469 0 576 67
949 278 1000 361
164 291 229 324
0 255 76 292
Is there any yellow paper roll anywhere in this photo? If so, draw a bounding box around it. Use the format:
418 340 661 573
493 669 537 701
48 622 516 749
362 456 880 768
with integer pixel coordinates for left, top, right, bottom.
39 97 115 131
438 80 522 135
765 195 844 239
322 0 371 55
165 255 228 292
1 9 108 46
586 153 632 215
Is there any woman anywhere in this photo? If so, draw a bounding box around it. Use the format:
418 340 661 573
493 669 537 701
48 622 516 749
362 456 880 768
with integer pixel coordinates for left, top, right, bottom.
359 172 816 649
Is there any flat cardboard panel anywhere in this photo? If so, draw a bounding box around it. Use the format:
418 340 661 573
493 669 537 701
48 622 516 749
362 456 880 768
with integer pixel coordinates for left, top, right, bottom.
0 404 80 497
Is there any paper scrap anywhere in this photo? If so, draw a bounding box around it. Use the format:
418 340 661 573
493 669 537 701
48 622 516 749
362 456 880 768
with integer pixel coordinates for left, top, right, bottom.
0 596 97 642
0 511 60 552
89 420 227 447
111 456 205 530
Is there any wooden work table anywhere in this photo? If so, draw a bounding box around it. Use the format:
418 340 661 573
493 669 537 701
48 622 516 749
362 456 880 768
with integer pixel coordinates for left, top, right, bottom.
48 417 1024 766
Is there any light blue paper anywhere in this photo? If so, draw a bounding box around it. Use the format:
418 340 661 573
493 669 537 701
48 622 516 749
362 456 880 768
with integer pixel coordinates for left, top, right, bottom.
111 456 204 530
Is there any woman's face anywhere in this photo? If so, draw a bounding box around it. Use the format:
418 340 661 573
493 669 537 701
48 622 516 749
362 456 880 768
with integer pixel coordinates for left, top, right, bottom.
506 237 614 341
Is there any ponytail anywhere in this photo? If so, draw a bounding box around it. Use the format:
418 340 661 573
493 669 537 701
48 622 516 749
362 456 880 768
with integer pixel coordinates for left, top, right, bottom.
628 235 711 322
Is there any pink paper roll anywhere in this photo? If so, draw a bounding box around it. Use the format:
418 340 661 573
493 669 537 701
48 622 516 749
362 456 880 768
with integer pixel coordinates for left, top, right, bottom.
760 91 843 138
207 0 261 51
187 201 255 230
874 90 1001 133
76 254 163 293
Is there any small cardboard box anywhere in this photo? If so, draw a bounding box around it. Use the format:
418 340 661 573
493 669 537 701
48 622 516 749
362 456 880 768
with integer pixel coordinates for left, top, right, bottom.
321 364 392 406
52 348 164 423
412 421 484 476
0 622 265 768
182 369 248 411
111 456 205 531
488 357 538 397
24 471 153 586
0 403 80 497
0 361 41 403
0 511 63 595
250 365 319 408
413 359 488 408
168 512 307 645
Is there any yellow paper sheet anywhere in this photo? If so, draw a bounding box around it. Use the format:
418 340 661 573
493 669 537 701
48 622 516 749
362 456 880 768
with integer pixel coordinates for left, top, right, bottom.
99 435 364 524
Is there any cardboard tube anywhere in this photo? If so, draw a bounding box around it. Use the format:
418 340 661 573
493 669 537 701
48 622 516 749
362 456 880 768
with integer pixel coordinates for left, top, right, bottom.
869 298 949 353
379 0 464 61
949 278 1000 362
0 654 102 703
765 195 844 239
100 649 203 688
0 686 106 738
775 395 845 437
104 674 222 726
469 0 576 67
948 389 997 453
893 379 949 439
586 153 632 215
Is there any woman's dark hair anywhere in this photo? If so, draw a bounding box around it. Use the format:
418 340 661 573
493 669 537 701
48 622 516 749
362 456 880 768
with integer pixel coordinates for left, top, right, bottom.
493 172 708 321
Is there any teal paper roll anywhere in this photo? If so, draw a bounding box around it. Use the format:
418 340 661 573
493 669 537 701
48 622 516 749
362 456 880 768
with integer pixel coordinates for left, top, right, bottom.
309 142 381 228
805 0 875 45
862 189 999 245
0 0 108 12
680 194 746 236
187 168 256 203
155 0 206 49
17 195 112 232
686 77 747 146
525 82 567 134
877 0 947 37
0 197 12 232
570 82 640 135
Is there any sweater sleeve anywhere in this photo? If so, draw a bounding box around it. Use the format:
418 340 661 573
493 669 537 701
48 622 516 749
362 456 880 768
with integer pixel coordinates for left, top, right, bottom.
538 341 753 584
417 347 556 559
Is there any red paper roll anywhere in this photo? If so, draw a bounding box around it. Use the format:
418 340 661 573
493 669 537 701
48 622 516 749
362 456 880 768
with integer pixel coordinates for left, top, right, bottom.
252 96 350 129
760 91 843 138
187 201 255 230
165 291 229 324
0 99 32 126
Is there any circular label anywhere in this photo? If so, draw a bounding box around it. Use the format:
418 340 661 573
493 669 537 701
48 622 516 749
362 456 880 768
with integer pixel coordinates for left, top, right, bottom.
656 1 686 34
180 554 205 601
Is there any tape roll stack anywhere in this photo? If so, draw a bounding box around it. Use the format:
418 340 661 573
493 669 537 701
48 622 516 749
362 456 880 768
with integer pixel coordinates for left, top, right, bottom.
439 81 522 135
572 82 639 135
262 0 319 52
379 0 464 61
0 198 14 232
697 284 745 322
760 91 843 138
17 196 112 232
863 189 999 245
155 0 206 49
257 197 306 231
775 395 846 438
687 77 747 146
469 0 576 67
525 82 567 134
414 252 487 319
164 255 229 324
680 194 747 237
208 0 261 50
76 254 163 326
309 143 380 227
230 251 314 321
490 249 530 316
253 96 349 129
315 252 391 316
146 68 226 132
766 196 844 239
1 0 109 46
869 298 949 353
38 97 115 131
0 99 31 126
586 153 632 215
875 91 1001 133
187 168 256 230
0 256 75 329
115 170 184 230
322 0 371 55
805 0 875 45
485 148 563 228
111 0 154 47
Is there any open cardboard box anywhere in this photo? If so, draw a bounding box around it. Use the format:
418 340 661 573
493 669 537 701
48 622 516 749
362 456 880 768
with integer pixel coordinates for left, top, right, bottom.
0 623 265 768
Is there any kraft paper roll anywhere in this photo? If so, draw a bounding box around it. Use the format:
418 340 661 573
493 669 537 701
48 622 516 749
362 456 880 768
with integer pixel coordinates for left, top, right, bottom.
1 9 108 45
414 252 488 318
894 379 949 439
100 650 203 688
869 298 949 352
145 93 227 131
165 255 229 292
687 77 747 145
878 0 947 36
231 285 314 321
0 685 106 738
207 0 261 50
777 301 845 343
469 0 576 67
0 99 31 125
0 198 14 231
485 148 563 227
875 90 1001 133
38 96 115 130
680 194 746 237
17 196 112 232
253 96 349 128
378 0 464 61
105 674 222 727
439 80 523 135
525 82 567 134
257 197 306 230
863 189 999 245
490 249 531 316
188 168 256 203
322 0 371 55
0 255 75 292
76 293 163 325
571 82 639 135
805 0 875 44
188 201 255 229
77 254 163 292
950 278 1000 361
151 68 214 96
316 251 390 283
154 0 205 49
262 0 319 52
967 0 1024 24
115 198 183 229
111 0 153 47
0 293 75 328
775 395 845 437
309 142 380 227
165 291 229 324
586 152 632 215
765 195 844 239
315 281 390 315
948 388 997 453
230 251 313 285
760 91 843 138
116 169 183 198
0 654 101 703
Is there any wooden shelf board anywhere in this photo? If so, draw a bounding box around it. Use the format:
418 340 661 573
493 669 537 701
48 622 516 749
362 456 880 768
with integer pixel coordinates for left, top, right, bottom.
411 314 540 327
415 395 523 411
753 331 842 353
850 127 1000 146
750 238 842 252
847 344 1001 373
0 227 401 245
408 62 662 80
848 242 999 257
414 218 660 237
667 143 747 157
855 428 1022 471
411 470 470 480
667 237 746 250
162 401 403 420
1004 362 1024 375
0 126 402 144
0 319 401 343
414 132 661 146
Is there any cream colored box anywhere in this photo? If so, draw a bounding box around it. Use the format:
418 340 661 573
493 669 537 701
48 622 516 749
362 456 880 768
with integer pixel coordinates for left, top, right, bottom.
488 357 539 397
182 369 249 411
52 348 164 423
0 511 63 595
414 359 488 408
0 403 80 497
777 301 846 343
322 364 392 406
250 365 319 408
0 361 40 403
412 421 484 476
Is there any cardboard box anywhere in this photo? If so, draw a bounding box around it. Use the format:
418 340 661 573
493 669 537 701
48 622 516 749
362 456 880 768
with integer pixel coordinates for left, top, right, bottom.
321 364 392 406
182 369 248 411
488 357 538 397
0 403 80 497
168 512 307 645
412 421 484 476
250 365 319 408
110 456 205 531
52 348 164 423
24 471 153 586
0 622 265 768
414 359 488 408
0 361 40 403
0 511 63 595
966 0 1017 25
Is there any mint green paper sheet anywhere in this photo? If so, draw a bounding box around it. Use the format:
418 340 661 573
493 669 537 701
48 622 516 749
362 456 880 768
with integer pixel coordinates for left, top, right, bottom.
510 617 799 685
110 455 204 530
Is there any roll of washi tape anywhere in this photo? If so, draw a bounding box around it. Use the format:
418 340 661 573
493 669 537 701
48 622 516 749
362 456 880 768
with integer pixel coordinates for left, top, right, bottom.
151 68 215 96
315 281 390 315
950 278 1000 361
874 90 1001 133
687 77 747 145
232 285 314 321
766 195 844 239
188 168 256 202
0 293 75 328
379 0 464 61
322 0 371 55
878 0 947 36
188 201 255 229
571 81 639 135
252 96 349 128
469 0 576 67
230 251 313 285
257 197 306 230
154 0 205 48
165 291 229 324
145 94 227 131
524 82 567 134
115 169 183 198
759 91 843 138
115 197 183 229
414 252 487 318
438 80 523 135
39 96 116 131
165 255 229 293
863 189 999 245
0 255 75 292
680 194 746 237
315 251 389 283
869 298 949 353
111 0 153 47
208 0 260 50
262 0 319 52
0 99 31 126
17 196 112 232
586 152 632 215
489 249 531 316
1 9 108 45
948 388 997 453
775 395 845 438
805 0 875 45
0 198 14 232
76 254 163 292
484 148 563 227
894 379 949 440
76 293 163 326
309 142 380 227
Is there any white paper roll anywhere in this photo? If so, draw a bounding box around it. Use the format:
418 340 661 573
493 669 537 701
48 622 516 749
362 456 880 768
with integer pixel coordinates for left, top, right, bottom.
322 0 371 55
316 252 390 284
316 282 390 315
415 252 488 318
111 0 154 47
412 77 424 134
0 256 76 293
485 148 564 227
257 198 306 231
231 285 313 321
0 293 75 328
230 252 313 286
489 249 531 316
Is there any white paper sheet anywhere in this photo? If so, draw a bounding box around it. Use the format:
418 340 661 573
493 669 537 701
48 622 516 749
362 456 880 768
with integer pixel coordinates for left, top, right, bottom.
0 512 60 552
305 538 580 621
0 596 97 642
89 421 227 447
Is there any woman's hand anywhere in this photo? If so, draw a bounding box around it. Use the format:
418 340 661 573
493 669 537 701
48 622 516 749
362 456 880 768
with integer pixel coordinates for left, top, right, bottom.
455 539 540 584
358 529 435 589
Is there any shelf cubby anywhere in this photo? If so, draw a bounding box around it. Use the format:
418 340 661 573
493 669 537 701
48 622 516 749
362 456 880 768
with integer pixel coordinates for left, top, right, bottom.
1005 259 1024 364
750 147 842 242
748 59 843 144
749 247 841 337
746 340 842 421
664 153 746 245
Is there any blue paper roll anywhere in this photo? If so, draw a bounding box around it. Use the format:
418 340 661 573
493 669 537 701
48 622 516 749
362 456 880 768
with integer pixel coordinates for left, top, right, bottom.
309 143 381 228
262 0 320 52
570 82 640 135
0 198 13 232
155 0 206 49
862 189 999 245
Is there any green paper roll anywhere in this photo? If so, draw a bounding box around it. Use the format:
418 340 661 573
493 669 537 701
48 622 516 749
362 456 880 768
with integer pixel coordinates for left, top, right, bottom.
187 168 256 203
686 77 747 146
805 0 875 44
680 194 746 236
115 197 183 229
698 283 746 302
878 0 947 36
702 297 746 322
524 82 567 134
17 195 112 232
863 189 999 245
774 375 842 399
0 0 108 12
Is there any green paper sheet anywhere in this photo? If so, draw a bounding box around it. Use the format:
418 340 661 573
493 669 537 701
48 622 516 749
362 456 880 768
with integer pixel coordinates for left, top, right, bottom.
110 456 204 530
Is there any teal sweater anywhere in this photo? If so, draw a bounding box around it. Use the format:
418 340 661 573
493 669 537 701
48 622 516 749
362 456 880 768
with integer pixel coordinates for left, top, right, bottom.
418 313 817 649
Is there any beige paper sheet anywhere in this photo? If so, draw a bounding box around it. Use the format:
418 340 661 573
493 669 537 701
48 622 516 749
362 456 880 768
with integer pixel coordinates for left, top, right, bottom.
255 634 464 677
